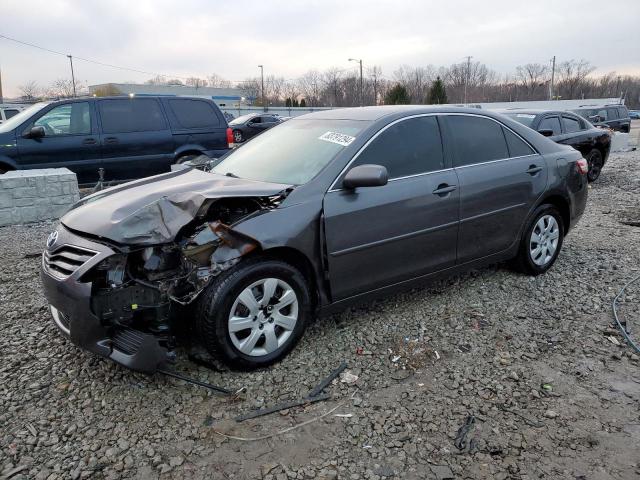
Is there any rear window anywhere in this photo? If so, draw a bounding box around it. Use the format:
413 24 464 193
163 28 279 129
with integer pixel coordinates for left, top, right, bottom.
168 99 220 129
99 98 167 134
4 109 19 119
539 116 562 136
503 128 535 157
617 106 629 118
504 112 536 128
562 116 582 133
446 115 509 167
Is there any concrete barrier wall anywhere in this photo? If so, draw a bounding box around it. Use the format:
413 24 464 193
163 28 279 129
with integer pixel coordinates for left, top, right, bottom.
0 168 80 226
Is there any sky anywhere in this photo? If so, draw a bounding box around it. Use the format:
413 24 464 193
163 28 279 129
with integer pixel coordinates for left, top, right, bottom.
1 0 639 98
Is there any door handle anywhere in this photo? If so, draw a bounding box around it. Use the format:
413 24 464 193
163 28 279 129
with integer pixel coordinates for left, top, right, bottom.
526 165 543 175
432 184 457 196
104 137 119 144
82 138 97 145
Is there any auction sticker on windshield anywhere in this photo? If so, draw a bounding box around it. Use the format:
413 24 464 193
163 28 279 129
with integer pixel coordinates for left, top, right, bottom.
516 114 536 119
318 131 356 146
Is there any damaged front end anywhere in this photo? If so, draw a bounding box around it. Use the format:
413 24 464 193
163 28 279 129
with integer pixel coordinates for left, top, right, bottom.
42 194 283 373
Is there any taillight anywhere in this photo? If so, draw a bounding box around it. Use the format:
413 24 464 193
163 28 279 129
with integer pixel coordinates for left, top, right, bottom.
226 127 234 148
576 158 588 175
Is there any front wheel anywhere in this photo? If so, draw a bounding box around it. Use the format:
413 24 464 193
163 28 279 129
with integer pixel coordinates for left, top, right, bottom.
585 149 604 182
514 204 564 276
196 257 311 369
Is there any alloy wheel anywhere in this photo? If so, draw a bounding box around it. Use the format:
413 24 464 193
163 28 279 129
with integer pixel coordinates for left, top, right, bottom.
529 214 560 266
228 278 299 357
233 130 243 143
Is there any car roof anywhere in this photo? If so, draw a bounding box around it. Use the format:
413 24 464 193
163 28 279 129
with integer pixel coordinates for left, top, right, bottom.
297 105 507 121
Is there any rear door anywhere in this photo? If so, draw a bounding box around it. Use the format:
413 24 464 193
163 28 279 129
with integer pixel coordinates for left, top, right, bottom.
323 115 459 300
97 98 174 180
442 114 546 264
539 115 563 139
555 114 592 156
163 98 228 156
15 101 102 183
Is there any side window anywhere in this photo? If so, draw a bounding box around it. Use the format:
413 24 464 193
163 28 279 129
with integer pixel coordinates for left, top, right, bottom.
352 116 444 179
99 99 167 134
538 116 562 136
606 108 619 120
617 107 628 118
596 109 608 121
34 103 91 136
250 116 262 124
446 115 509 167
562 116 582 133
503 128 535 157
168 99 220 129
4 109 19 119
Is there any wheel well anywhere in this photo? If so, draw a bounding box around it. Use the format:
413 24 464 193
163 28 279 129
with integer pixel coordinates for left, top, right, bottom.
0 162 14 174
176 150 203 161
261 246 319 310
541 195 571 233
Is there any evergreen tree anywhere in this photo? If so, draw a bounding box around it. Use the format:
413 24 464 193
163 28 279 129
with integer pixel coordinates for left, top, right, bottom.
427 76 448 104
285 98 292 107
300 98 307 107
384 84 411 105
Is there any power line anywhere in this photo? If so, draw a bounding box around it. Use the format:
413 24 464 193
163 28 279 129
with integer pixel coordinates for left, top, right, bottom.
0 33 360 85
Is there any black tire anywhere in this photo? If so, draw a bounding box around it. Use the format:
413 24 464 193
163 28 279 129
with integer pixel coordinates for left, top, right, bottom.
175 154 199 165
514 204 564 276
585 149 604 183
0 166 8 175
233 129 243 143
195 257 311 369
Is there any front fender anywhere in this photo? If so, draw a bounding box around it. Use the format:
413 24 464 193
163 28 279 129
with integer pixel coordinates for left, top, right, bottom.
231 198 328 302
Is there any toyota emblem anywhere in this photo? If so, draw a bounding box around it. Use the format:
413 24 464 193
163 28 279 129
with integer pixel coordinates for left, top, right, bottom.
47 231 59 249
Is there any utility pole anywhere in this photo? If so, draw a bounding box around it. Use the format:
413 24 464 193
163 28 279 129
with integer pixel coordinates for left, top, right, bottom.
463 55 472 104
549 55 556 100
258 64 265 111
67 55 77 97
349 58 364 106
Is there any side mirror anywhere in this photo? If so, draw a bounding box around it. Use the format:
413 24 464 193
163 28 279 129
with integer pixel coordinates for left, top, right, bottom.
343 164 388 189
26 126 45 139
538 129 554 137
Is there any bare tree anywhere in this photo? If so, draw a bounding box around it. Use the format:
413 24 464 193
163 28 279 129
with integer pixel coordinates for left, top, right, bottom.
207 73 232 88
367 65 383 105
322 68 343 107
19 81 40 100
556 59 596 99
47 79 75 99
185 77 208 88
237 78 261 105
515 63 548 99
145 75 167 85
298 70 322 106
282 80 300 105
265 75 286 105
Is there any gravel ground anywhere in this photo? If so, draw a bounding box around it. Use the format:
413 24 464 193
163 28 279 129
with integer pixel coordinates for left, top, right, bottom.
2 149 640 480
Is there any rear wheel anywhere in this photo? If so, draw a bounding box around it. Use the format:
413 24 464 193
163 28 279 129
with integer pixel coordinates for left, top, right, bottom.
196 257 311 369
175 154 199 165
585 149 603 182
0 165 11 175
233 129 243 143
514 204 564 276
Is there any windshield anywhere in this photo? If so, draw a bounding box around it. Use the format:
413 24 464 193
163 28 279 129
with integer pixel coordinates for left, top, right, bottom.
503 112 537 127
0 103 49 133
212 119 367 185
229 114 257 125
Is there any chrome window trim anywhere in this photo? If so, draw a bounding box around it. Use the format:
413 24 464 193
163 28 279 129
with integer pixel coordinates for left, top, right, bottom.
327 112 540 192
327 113 442 192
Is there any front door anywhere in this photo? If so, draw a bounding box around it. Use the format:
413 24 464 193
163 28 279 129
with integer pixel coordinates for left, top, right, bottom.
97 98 174 181
16 101 102 184
323 115 459 301
442 114 547 264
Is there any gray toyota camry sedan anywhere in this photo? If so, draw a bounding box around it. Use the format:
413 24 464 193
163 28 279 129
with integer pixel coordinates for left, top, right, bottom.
41 106 588 371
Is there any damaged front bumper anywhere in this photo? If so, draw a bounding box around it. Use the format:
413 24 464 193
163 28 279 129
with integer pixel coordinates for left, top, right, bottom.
40 225 171 373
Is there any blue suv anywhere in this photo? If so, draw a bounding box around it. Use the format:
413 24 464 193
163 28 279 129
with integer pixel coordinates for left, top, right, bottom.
0 96 231 184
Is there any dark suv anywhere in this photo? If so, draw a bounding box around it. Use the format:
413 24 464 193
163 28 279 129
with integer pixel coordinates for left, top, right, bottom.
573 104 631 133
40 106 588 372
0 96 231 183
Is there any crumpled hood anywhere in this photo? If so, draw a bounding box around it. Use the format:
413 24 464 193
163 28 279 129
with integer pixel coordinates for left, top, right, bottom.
61 168 292 245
